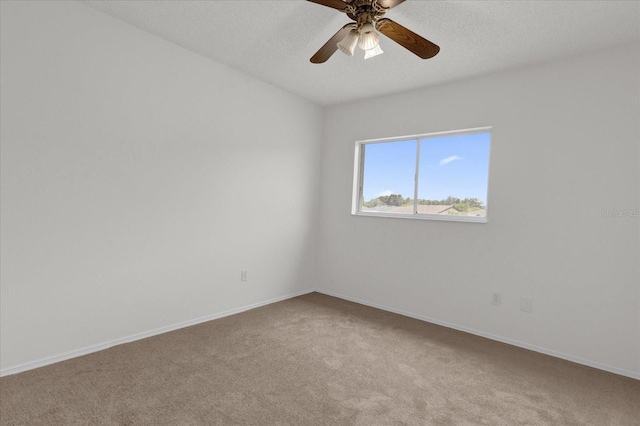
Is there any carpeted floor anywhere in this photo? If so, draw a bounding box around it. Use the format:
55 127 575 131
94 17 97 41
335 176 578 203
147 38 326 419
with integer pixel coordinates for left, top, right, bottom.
1 292 638 425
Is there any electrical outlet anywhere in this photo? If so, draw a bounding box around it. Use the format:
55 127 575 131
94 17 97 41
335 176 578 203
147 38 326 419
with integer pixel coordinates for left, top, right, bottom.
491 292 502 306
241 270 248 282
520 296 533 313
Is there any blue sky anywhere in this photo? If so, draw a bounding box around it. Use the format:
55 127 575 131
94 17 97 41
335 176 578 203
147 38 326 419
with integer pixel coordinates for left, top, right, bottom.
361 132 491 203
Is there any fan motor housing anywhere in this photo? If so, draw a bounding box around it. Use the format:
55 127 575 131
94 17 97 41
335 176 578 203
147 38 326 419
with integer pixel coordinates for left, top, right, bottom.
347 0 388 24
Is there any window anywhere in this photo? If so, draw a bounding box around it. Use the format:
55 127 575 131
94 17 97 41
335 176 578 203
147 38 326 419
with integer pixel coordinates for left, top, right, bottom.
352 127 491 223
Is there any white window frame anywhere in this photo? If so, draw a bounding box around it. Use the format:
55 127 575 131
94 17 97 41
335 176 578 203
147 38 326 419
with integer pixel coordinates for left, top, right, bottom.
351 126 492 223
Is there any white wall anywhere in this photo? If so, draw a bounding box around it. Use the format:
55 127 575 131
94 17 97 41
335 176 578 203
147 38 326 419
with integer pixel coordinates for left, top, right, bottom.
0 1 322 372
318 44 640 378
2 1 638 380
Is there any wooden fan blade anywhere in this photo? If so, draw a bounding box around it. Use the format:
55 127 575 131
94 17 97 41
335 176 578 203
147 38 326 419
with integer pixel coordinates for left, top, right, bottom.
376 0 405 9
310 24 355 64
306 0 350 11
376 18 440 59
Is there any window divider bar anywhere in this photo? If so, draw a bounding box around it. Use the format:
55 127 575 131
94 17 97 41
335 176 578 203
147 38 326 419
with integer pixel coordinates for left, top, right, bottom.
413 139 421 215
358 144 366 212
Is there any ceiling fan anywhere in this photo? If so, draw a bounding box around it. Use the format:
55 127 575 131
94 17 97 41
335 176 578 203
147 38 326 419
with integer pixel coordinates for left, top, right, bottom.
307 0 440 63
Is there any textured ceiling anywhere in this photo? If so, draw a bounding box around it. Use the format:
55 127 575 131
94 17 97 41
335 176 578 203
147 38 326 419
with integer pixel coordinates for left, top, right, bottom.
83 0 639 106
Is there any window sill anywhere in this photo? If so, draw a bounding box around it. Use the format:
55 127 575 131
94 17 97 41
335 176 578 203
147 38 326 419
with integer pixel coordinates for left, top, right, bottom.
351 211 488 223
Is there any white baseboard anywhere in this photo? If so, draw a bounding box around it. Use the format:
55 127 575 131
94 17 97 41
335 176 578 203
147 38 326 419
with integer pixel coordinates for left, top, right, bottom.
0 288 315 377
315 289 640 381
3 288 638 380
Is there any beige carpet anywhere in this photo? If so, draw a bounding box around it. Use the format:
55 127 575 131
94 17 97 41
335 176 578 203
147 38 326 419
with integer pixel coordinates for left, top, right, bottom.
1 292 638 425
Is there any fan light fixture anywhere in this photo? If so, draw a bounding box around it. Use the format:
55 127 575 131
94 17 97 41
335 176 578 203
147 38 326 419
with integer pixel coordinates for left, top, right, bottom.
337 22 383 60
363 44 384 59
357 23 379 50
337 29 359 56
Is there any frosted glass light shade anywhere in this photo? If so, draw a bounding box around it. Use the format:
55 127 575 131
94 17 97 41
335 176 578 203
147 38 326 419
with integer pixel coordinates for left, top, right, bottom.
357 23 379 51
337 30 359 56
364 44 384 59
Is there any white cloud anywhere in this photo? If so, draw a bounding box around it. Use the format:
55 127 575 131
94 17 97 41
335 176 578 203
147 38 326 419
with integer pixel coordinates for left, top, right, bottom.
439 155 462 166
376 190 393 197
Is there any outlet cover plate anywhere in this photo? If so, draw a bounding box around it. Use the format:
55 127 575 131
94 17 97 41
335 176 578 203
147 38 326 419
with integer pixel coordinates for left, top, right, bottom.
520 296 533 313
491 292 502 306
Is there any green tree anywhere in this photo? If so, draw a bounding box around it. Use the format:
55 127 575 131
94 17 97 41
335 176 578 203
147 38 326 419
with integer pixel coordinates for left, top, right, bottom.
454 202 471 213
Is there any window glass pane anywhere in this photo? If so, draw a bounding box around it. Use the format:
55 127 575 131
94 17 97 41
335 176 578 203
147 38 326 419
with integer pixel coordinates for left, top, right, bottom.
360 139 417 214
417 132 490 217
